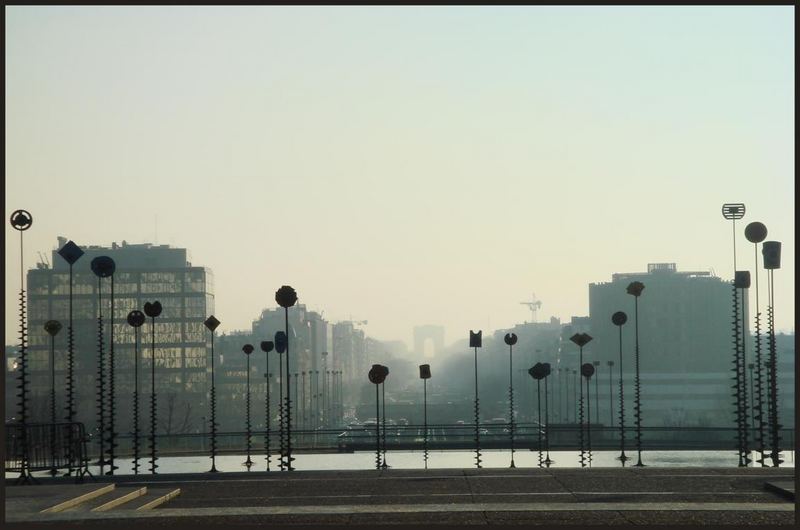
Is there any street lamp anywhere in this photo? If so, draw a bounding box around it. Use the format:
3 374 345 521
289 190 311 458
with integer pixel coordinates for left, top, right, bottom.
144 301 163 474
419 364 431 469
242 344 254 470
470 330 482 469
260 340 274 471
274 330 288 470
275 285 298 471
569 332 593 468
529 363 545 468
128 310 146 475
745 221 768 466
204 315 221 472
762 240 783 467
90 255 115 475
581 362 595 467
626 281 645 467
44 320 62 476
612 311 629 465
368 364 388 469
504 333 518 468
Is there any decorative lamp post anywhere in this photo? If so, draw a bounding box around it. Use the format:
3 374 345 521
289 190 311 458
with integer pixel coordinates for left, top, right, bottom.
626 281 646 467
275 285 298 471
368 364 388 469
762 240 782 467
569 332 592 468
380 366 390 469
260 340 274 471
529 363 545 468
612 311 629 464
204 315 221 472
542 362 552 466
128 310 146 475
144 301 163 474
470 330 483 468
722 203 748 467
321 351 328 428
734 270 752 467
504 333 518 468
745 221 768 466
606 360 615 429
56 238 84 476
274 330 288 470
242 344 255 470
44 320 62 476
90 255 115 475
581 362 595 467
10 210 33 484
419 364 431 469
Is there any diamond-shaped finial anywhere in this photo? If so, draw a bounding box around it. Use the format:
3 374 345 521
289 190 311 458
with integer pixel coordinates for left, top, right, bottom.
204 315 220 331
57 240 84 265
570 333 592 347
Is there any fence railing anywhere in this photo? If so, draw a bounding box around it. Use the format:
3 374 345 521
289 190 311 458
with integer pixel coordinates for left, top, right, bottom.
5 422 93 482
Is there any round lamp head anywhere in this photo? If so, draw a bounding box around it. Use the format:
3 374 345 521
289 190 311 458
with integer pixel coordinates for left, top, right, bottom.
127 310 146 328
144 301 162 318
44 320 62 336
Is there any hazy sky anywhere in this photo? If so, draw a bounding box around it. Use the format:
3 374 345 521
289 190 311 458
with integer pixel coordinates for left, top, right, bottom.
5 6 795 347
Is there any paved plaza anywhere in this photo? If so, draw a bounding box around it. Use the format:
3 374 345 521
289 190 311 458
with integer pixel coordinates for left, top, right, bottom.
4 466 795 527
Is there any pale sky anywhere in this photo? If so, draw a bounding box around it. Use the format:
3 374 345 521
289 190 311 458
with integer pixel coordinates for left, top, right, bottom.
5 6 795 348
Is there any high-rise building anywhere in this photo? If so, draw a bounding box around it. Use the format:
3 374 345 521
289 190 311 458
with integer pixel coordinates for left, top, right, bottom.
588 263 743 426
17 239 214 437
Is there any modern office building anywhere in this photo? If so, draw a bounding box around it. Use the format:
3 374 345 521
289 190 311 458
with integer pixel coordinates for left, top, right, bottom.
587 263 745 426
17 238 214 438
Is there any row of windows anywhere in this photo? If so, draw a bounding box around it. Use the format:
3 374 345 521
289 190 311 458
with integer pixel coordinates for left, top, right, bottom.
27 270 209 296
27 295 210 322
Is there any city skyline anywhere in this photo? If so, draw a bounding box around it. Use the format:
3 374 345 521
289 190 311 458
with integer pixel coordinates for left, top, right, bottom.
5 6 794 347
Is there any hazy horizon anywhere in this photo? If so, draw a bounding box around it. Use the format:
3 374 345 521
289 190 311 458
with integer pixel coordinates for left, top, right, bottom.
5 6 795 348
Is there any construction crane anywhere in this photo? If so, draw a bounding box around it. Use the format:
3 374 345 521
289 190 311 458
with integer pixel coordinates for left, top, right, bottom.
519 293 542 323
37 251 50 269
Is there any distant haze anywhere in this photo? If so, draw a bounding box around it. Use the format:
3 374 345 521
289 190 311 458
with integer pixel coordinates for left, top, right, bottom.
5 6 794 348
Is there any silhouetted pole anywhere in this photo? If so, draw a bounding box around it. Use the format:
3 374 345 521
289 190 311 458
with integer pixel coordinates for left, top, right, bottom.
129 311 146 475
626 281 645 467
45 320 62 476
381 375 389 469
570 333 592 468
470 330 482 468
275 285 298 471
572 369 577 423
582 363 595 467
607 360 615 428
57 239 84 476
301 371 306 432
144 301 163 474
274 330 288 470
243 344 254 470
592 361 600 425
10 210 33 484
204 316 221 472
543 363 552 466
612 312 628 464
722 203 748 467
748 363 755 430
419 364 431 469
762 240 782 467
504 333 518 468
745 221 768 466
735 270 751 466
368 365 387 469
91 256 115 474
321 351 328 428
529 363 544 468
106 265 117 475
260 340 274 471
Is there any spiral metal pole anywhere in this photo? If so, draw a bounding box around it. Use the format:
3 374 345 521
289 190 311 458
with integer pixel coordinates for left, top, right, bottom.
739 285 751 466
106 276 117 475
245 354 253 470
95 276 107 474
423 378 428 470
766 270 782 467
133 326 141 475
751 243 766 466
578 346 586 468
375 384 381 470
149 316 158 474
381 382 388 468
730 284 746 466
536 378 543 468
284 307 294 471
49 334 58 476
586 376 593 467
544 373 551 466
633 297 644 467
209 332 218 472
508 343 515 468
617 326 628 464
15 229 33 484
278 352 285 471
265 353 271 471
473 346 482 469
65 263 76 476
